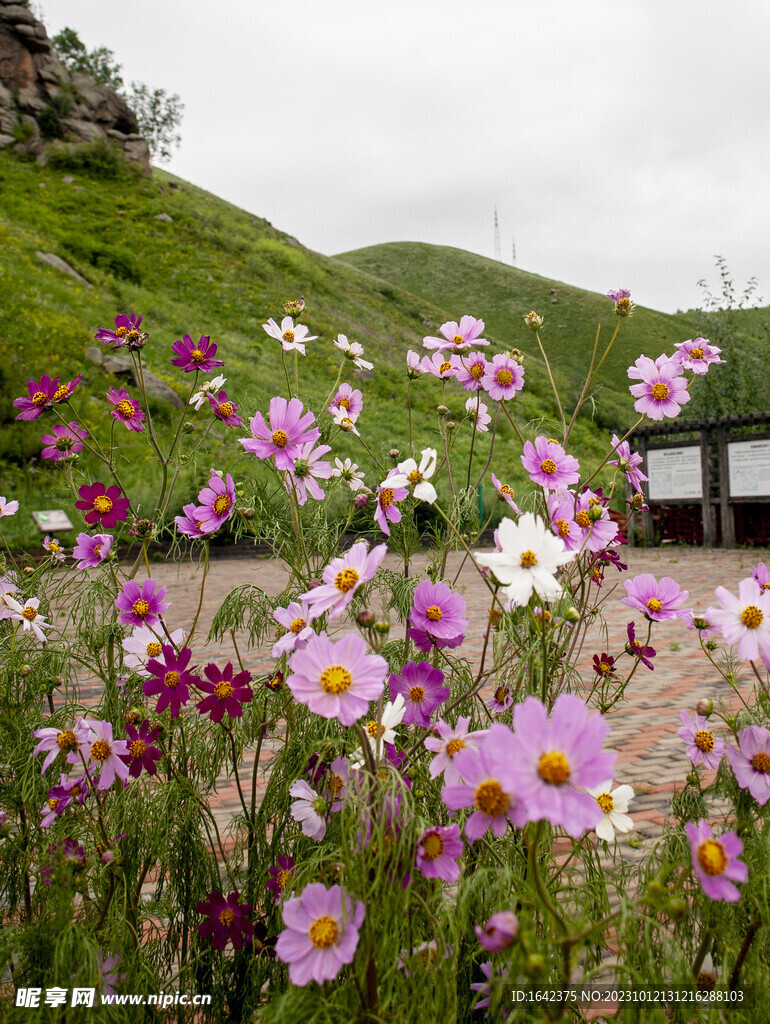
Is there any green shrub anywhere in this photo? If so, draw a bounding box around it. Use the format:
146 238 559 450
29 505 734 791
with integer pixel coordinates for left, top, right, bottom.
46 137 127 179
59 230 142 284
37 106 61 141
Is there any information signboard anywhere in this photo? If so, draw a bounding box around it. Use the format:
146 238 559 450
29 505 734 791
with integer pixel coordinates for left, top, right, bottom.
646 446 702 501
31 510 74 532
728 439 770 498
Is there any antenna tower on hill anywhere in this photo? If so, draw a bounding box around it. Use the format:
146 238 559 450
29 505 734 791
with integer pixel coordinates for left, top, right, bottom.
512 236 517 266
494 205 501 263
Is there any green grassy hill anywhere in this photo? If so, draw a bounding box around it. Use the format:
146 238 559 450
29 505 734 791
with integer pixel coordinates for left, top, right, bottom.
0 150 700 549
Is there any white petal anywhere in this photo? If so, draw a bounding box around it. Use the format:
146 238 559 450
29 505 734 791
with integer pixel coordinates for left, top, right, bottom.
595 817 615 842
413 481 437 504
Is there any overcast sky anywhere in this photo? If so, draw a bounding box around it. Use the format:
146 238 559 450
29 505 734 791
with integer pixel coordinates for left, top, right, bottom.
41 0 770 314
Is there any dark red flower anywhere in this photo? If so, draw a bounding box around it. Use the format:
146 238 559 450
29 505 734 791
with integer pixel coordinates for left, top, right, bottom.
592 653 616 678
196 662 253 723
196 890 253 950
266 855 294 903
171 334 224 373
124 720 162 777
143 646 199 718
76 482 130 528
625 622 656 670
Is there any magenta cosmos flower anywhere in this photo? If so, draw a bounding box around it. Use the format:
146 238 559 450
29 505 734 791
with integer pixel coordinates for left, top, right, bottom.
174 503 208 538
196 891 254 950
76 482 130 529
240 396 320 471
420 351 458 380
415 823 463 881
272 598 320 657
124 720 162 777
726 726 770 805
607 288 634 316
207 390 243 428
287 633 387 726
673 338 725 375
621 573 690 622
475 911 519 952
40 421 87 461
424 716 487 785
196 662 253 723
481 354 525 401
409 580 467 644
452 351 487 390
625 622 656 669
276 883 365 987
443 723 528 840
143 645 199 718
285 442 334 506
706 578 770 663
686 819 747 902
301 541 387 619
374 470 409 537
196 471 235 533
508 694 615 838
678 710 724 771
43 536 66 562
13 374 82 420
608 435 647 490
266 854 294 903
423 315 488 352
521 436 581 490
72 533 112 570
547 492 581 550
328 383 363 421
94 312 146 349
752 561 770 592
171 334 224 373
106 388 145 432
115 578 170 628
491 473 521 515
628 354 690 420
389 661 449 727
86 720 130 791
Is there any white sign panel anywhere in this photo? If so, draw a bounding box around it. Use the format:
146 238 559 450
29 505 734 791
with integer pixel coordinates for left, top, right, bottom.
646 446 702 501
728 439 770 498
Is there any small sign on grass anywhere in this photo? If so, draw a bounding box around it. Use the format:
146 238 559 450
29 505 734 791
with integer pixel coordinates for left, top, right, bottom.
31 510 74 533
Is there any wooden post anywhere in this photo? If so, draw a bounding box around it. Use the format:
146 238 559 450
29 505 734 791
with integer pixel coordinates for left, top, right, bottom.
636 436 654 546
716 428 735 549
700 431 716 547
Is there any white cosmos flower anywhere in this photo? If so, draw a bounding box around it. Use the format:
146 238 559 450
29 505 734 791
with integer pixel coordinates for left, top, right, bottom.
334 334 373 370
123 626 186 677
585 780 635 842
331 408 360 436
474 513 576 607
331 457 365 491
387 448 438 504
189 375 226 411
263 316 318 354
350 694 406 765
5 596 51 644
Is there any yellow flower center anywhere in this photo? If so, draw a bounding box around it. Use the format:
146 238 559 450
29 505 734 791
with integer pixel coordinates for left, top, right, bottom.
496 368 513 386
651 382 669 401
271 429 289 448
366 720 385 737
53 384 70 402
575 510 591 529
555 518 571 537
217 402 234 418
741 605 763 629
697 839 727 876
421 831 444 861
320 665 352 694
117 399 135 418
32 390 48 407
329 774 344 794
219 908 236 926
190 349 207 364
93 495 113 514
452 334 464 344
540 458 557 475
690 348 704 360
493 685 508 703
520 550 537 568
129 739 147 758
93 544 103 557
164 671 181 687
751 752 770 773
474 779 509 817
596 792 614 813
132 599 150 619
616 297 632 313
407 470 422 484
598 661 611 675
408 685 425 703
277 868 291 889
470 362 484 379
500 484 514 497
446 738 465 758
57 729 77 751
439 361 452 374
695 730 714 752
22 606 38 621
334 567 359 592
47 798 59 811
214 680 234 700
646 598 663 613
538 751 570 785
282 330 295 343
290 617 306 634
89 740 111 762
213 494 232 516
426 605 443 622
49 540 61 553
127 329 140 343
337 397 351 410
379 487 394 509
309 915 338 949
146 641 162 657
115 326 128 337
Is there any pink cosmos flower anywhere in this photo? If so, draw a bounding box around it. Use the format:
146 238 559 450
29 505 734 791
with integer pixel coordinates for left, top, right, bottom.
301 541 387 619
685 819 747 902
143 645 199 718
4 595 52 643
171 334 224 373
571 490 619 553
487 684 513 713
389 661 449 727
275 883 365 986
289 779 328 840
272 599 320 657
547 492 581 550
508 694 615 838
197 662 253 722
424 716 487 784
608 435 647 489
196 471 235 533
266 855 294 903
86 720 130 790
331 406 361 436
706 578 770 664
475 911 519 952
374 470 408 536
240 396 320 471
409 580 467 643
621 573 690 622
466 396 491 432
284 442 334 506
263 316 317 354
115 578 170 628
673 338 725 375
0 496 19 519
76 482 130 529
678 710 724 771
406 350 424 376
415 823 463 881
328 383 363 421
287 632 387 726
521 436 580 490
43 536 66 562
94 312 147 350
207 390 243 428
753 561 770 592
72 533 113 570
443 723 528 840
423 315 488 352
334 334 373 370
328 756 350 812
331 456 365 491
628 354 690 420
196 891 253 950
481 354 525 401
32 718 90 773
419 351 458 380
40 421 87 461
13 374 82 420
607 288 635 316
174 503 208 538
726 726 770 805
106 387 145 432
451 351 487 390
124 720 162 777
491 473 521 515
41 774 88 827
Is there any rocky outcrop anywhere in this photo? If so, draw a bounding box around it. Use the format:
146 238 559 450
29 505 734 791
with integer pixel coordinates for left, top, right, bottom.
0 0 151 174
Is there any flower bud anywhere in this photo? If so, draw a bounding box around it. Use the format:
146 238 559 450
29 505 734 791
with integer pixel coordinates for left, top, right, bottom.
353 493 369 509
563 607 581 624
125 708 145 727
629 492 647 511
388 449 400 459
588 503 604 522
182 421 195 434
240 507 255 520
436 405 449 416
705 639 718 652
357 609 375 627
20 664 32 677
696 698 713 717
526 954 544 976
446 421 456 431
373 621 390 636
523 311 544 330
507 348 525 365
305 578 323 590
666 897 688 921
